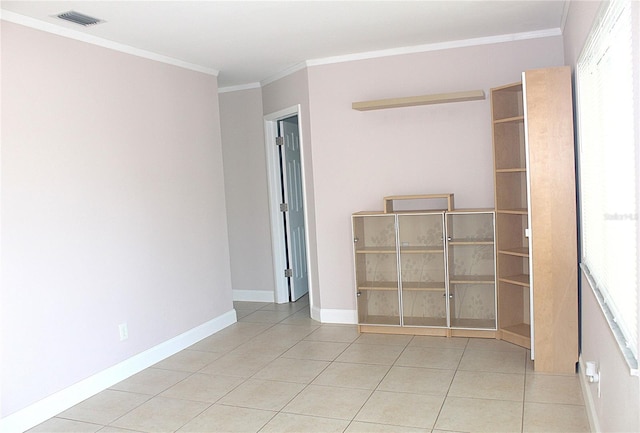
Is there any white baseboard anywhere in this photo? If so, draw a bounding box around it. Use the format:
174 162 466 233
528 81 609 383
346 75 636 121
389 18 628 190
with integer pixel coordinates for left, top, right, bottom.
0 310 237 433
578 355 601 433
310 305 322 322
232 289 275 302
319 308 358 324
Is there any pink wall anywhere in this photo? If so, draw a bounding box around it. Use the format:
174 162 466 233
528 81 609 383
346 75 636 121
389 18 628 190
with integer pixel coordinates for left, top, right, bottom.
563 1 640 431
581 277 640 431
1 22 233 417
563 0 602 67
307 37 565 310
219 88 275 295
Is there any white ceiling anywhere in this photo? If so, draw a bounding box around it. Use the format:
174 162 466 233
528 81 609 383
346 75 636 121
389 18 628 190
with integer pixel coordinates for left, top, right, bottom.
1 1 569 89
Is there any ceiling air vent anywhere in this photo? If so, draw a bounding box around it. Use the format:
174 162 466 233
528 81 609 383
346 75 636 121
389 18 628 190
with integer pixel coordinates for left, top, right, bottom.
56 11 104 26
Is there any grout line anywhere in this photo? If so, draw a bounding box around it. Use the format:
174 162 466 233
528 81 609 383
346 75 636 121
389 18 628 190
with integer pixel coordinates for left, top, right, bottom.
430 339 465 431
38 302 586 433
521 353 529 433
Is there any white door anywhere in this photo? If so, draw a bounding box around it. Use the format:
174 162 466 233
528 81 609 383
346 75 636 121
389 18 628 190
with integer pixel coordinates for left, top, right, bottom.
279 116 309 301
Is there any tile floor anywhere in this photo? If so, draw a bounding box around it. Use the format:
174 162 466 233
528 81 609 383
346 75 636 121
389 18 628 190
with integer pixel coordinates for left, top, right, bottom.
29 298 590 433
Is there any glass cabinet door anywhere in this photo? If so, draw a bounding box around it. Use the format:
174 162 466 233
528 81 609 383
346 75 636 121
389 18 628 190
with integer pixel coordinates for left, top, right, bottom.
397 213 447 327
352 214 400 326
446 212 497 330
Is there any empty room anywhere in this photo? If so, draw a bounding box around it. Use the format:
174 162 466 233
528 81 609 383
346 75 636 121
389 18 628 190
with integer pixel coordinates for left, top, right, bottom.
1 1 638 432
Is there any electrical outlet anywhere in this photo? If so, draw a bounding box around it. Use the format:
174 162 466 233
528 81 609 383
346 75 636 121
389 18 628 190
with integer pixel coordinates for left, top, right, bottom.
118 323 128 341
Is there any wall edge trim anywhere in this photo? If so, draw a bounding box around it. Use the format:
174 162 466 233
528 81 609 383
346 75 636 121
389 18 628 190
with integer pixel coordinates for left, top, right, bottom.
306 28 562 67
218 82 262 94
232 289 275 303
320 308 358 324
0 11 219 76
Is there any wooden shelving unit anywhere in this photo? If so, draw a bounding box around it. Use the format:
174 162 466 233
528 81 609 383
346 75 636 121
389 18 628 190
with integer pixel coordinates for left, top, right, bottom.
491 80 532 349
352 207 496 336
491 67 578 373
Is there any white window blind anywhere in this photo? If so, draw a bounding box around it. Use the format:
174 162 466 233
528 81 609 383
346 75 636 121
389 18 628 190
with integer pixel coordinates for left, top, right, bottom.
577 0 639 365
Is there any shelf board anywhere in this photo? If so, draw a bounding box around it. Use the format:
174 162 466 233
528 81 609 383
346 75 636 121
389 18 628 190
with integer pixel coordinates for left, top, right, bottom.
498 247 529 257
492 81 522 92
357 282 397 291
353 211 388 216
449 275 495 284
493 115 524 124
501 323 531 349
355 247 396 254
497 208 528 215
496 168 526 173
448 238 494 245
401 282 446 291
353 90 485 111
402 316 448 327
499 274 530 287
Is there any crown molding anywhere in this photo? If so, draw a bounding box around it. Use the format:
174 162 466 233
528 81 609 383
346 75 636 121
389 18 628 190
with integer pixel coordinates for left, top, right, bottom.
218 82 261 94
260 62 307 87
306 28 562 67
1 10 219 76
3 9 561 89
245 28 562 89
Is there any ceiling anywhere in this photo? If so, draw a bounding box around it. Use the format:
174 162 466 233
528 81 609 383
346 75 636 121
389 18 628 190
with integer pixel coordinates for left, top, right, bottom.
1 1 569 89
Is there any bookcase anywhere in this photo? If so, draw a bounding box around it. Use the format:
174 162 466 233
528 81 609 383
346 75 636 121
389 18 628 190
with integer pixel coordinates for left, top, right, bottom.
491 66 578 373
352 207 496 337
491 81 532 348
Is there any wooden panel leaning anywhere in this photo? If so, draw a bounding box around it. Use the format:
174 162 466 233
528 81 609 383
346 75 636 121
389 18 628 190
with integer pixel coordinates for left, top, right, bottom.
524 66 579 374
491 67 579 373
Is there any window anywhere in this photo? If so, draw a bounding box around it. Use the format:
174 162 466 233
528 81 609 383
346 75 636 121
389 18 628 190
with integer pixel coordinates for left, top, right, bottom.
577 0 639 369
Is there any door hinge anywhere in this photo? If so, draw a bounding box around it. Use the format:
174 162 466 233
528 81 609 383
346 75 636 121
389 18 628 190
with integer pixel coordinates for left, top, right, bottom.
275 136 284 146
284 268 293 278
280 203 288 212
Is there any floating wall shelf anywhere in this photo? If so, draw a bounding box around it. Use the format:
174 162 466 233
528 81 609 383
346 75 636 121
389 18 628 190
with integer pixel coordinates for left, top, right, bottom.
352 89 486 111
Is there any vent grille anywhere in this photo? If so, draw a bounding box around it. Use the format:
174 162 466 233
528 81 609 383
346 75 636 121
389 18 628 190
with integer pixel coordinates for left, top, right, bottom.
57 11 103 26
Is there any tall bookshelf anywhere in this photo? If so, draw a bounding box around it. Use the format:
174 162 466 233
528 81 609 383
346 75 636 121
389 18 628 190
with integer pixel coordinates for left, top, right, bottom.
491 82 532 349
491 67 579 373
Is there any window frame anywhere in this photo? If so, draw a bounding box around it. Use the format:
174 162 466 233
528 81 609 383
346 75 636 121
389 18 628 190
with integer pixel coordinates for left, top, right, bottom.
575 0 640 375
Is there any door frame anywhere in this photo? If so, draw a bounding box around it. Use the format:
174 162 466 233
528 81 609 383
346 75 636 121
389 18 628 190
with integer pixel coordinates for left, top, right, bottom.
264 105 314 307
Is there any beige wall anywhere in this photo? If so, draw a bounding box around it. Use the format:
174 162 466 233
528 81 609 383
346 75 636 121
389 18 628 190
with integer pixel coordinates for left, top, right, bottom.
223 36 566 319
219 88 276 298
1 22 233 418
563 1 640 431
306 36 565 311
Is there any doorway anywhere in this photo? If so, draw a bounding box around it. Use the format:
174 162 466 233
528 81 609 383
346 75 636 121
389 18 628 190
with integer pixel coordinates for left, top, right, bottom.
278 115 309 302
264 106 311 305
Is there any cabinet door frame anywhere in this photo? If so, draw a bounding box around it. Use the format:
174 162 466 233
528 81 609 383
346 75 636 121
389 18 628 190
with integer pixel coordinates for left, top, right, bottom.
445 210 497 331
352 213 402 327
397 211 448 328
